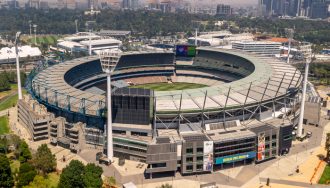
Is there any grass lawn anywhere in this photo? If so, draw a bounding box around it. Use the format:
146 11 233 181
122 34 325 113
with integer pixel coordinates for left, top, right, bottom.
0 89 27 112
9 159 20 174
129 82 207 91
0 84 18 99
46 172 60 187
28 35 61 46
0 116 9 135
319 165 330 184
0 94 18 111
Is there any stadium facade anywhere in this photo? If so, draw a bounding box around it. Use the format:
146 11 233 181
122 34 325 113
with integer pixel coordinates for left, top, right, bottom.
19 47 303 176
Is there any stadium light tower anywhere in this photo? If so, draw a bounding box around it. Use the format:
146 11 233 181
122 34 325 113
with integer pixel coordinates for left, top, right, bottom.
33 24 37 45
195 28 198 46
297 48 312 138
99 49 121 162
286 28 294 64
75 19 79 33
15 32 23 100
29 20 32 37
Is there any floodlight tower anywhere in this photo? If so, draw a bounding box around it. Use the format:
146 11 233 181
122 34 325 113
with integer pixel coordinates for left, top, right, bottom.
99 49 121 162
33 24 37 45
15 32 23 100
75 19 79 33
29 20 32 37
297 48 312 138
195 28 198 46
286 28 294 64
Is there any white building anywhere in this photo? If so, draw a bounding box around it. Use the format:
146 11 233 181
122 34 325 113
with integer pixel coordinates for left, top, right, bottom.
232 41 281 56
0 45 42 64
79 38 122 54
57 41 85 53
188 31 254 47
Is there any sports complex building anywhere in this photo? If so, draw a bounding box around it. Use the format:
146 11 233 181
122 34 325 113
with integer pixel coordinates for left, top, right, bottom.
19 47 303 176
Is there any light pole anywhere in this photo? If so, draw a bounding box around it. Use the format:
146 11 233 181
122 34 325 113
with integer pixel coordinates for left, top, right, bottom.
286 28 294 64
89 30 92 56
29 20 32 37
15 32 23 100
75 19 79 33
297 51 312 138
99 49 121 162
33 24 37 45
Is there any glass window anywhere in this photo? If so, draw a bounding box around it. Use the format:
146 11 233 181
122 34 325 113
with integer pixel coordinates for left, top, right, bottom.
186 157 193 163
196 164 203 171
197 147 203 153
186 148 193 154
186 165 193 171
152 163 166 168
197 156 203 162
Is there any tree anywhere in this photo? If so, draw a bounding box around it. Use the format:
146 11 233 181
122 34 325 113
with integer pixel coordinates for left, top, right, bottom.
58 160 85 188
326 133 330 162
83 163 103 188
157 183 172 188
24 175 48 188
0 72 10 91
0 154 14 188
32 144 56 175
19 141 32 163
17 162 37 188
58 160 104 188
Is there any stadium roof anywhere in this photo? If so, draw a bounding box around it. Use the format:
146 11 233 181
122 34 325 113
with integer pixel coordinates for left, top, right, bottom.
80 38 122 46
31 48 302 116
0 45 41 60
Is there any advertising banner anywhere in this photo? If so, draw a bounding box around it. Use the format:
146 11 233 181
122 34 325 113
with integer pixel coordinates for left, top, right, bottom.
257 133 266 161
203 141 213 171
215 151 256 165
176 45 196 57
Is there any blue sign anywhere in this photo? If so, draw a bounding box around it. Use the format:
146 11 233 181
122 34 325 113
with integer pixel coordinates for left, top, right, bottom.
215 151 256 165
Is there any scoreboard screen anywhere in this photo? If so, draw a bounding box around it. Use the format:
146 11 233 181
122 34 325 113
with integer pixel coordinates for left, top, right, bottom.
176 45 196 57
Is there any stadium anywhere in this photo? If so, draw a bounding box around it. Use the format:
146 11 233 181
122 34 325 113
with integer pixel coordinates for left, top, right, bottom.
20 47 302 175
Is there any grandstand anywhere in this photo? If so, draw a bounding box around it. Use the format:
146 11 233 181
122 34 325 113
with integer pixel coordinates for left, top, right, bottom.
24 47 302 176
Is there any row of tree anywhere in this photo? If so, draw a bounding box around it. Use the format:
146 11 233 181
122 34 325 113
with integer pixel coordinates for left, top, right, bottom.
0 71 26 92
1 9 330 44
0 133 107 188
0 135 57 188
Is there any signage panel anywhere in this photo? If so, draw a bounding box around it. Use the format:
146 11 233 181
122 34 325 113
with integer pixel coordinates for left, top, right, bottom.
215 151 256 165
203 141 213 171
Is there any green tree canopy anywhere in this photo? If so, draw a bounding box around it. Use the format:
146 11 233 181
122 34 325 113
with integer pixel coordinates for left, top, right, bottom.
0 154 14 188
58 160 104 188
17 162 37 188
24 175 48 188
83 163 103 188
32 144 56 175
19 141 32 163
58 160 85 188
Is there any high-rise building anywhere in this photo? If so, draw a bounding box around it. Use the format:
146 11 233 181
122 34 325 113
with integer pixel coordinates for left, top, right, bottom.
310 0 329 19
216 4 232 16
122 0 138 10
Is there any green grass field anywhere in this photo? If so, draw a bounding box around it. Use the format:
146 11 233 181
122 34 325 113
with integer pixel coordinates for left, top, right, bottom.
0 116 9 135
319 165 330 184
0 94 18 111
129 82 207 91
27 35 61 45
0 89 27 112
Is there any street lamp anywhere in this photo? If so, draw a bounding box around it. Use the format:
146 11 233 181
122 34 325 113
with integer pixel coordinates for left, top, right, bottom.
297 50 312 138
15 32 23 100
286 28 294 64
28 20 32 37
99 49 121 162
33 24 37 45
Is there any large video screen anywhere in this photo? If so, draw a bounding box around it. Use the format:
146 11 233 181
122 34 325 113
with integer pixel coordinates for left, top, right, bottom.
176 45 196 57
